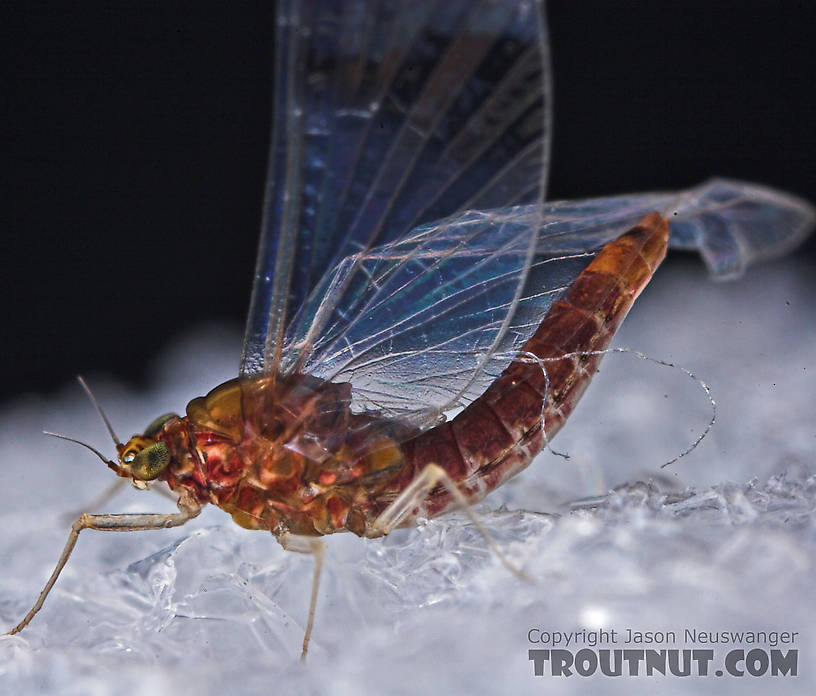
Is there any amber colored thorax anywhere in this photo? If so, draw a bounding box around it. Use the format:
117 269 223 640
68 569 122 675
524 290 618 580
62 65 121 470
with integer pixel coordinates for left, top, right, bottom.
131 375 416 539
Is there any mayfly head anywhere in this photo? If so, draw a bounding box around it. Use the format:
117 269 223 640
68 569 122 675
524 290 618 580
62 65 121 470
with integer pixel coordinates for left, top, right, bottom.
59 376 180 487
117 413 177 483
117 436 171 483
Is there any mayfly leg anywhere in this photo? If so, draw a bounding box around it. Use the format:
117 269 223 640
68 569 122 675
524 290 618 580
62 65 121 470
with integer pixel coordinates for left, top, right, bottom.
61 479 179 523
58 477 128 523
6 491 201 636
371 464 531 582
278 533 325 662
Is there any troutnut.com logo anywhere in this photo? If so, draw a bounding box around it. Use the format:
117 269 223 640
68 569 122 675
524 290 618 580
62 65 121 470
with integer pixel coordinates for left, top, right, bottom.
527 628 799 678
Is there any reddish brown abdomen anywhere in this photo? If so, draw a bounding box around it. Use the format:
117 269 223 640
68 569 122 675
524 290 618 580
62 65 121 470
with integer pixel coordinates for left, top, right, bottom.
387 213 669 520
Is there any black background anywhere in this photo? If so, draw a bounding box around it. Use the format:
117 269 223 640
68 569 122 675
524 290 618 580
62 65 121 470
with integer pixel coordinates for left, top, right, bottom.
2 1 814 402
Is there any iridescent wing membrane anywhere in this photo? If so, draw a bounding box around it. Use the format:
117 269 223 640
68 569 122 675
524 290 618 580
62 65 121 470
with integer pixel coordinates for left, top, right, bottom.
242 0 815 431
284 182 814 426
241 0 551 377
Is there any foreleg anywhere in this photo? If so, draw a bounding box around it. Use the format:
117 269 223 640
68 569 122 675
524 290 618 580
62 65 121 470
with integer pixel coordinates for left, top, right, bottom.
6 490 201 636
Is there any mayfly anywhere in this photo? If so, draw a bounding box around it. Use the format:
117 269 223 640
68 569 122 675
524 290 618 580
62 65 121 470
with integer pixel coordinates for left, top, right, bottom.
7 0 813 659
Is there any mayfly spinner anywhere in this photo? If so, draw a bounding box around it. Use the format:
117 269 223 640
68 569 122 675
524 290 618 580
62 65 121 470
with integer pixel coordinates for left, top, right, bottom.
7 0 813 659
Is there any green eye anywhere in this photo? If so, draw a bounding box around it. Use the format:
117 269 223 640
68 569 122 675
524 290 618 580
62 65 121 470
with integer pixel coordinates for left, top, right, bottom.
144 413 178 438
131 441 171 480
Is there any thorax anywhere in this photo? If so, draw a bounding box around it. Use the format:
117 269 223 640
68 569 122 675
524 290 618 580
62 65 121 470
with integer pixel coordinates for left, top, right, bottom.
156 374 413 536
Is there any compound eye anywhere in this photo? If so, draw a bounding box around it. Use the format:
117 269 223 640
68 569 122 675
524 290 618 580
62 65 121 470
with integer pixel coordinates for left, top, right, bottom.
131 442 171 480
144 413 178 438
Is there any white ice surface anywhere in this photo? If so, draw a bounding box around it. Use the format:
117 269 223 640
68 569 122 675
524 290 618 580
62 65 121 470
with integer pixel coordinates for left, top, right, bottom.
1 259 814 695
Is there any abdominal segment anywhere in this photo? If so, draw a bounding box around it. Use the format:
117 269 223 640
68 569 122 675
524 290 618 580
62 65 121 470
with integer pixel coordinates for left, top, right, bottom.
384 212 669 522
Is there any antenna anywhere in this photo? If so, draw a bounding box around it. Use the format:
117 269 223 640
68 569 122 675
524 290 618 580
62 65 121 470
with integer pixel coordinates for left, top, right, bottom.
43 431 121 475
76 375 121 447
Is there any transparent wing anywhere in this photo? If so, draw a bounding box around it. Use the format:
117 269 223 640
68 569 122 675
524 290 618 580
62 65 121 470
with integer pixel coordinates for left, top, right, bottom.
664 179 815 278
281 179 813 428
240 0 552 377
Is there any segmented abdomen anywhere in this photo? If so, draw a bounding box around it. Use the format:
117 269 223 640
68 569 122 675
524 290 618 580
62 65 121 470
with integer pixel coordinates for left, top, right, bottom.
389 212 669 520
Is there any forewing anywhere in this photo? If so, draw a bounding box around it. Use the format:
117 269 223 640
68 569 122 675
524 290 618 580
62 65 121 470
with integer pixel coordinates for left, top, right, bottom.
241 0 552 377
284 180 813 428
